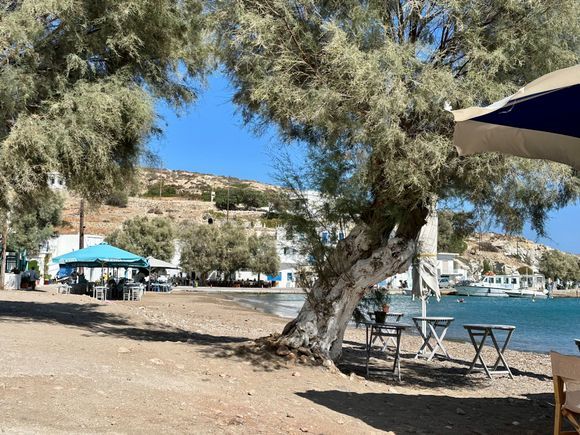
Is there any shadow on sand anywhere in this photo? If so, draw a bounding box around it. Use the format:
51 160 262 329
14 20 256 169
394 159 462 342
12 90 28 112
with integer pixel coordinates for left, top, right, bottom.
297 389 553 434
0 300 248 346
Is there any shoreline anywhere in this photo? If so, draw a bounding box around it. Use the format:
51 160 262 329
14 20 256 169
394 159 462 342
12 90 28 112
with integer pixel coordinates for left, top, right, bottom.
172 285 306 294
220 290 561 357
0 288 557 433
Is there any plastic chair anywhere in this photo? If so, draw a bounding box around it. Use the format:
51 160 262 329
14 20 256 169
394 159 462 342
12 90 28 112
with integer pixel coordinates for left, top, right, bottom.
94 286 107 301
551 351 580 434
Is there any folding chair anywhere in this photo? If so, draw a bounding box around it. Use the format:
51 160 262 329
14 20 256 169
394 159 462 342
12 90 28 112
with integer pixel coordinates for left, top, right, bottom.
551 351 580 434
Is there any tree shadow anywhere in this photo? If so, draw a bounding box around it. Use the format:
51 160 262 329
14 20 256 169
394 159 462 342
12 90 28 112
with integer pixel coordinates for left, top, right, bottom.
296 390 554 434
339 340 551 388
0 300 248 346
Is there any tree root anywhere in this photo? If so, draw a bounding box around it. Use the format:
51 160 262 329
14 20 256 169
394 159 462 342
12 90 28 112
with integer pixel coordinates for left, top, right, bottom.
251 334 326 366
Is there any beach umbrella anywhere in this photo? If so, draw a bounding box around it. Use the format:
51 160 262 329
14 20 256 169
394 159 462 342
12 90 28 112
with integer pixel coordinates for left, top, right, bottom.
451 64 580 168
412 207 440 333
52 243 149 269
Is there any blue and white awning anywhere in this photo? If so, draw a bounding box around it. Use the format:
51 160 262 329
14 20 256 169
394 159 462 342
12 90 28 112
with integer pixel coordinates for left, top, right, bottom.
452 64 580 169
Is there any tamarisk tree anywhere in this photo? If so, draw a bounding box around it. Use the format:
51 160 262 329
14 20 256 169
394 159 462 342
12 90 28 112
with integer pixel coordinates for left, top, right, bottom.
0 0 207 206
213 0 580 360
106 216 175 261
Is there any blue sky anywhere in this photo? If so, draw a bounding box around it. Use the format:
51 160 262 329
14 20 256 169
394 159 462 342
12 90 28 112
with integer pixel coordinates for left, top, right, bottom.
148 72 580 254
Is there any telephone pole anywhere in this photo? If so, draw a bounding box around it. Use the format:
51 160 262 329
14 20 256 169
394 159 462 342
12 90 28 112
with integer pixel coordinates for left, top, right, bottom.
226 185 230 223
79 199 85 249
0 220 7 290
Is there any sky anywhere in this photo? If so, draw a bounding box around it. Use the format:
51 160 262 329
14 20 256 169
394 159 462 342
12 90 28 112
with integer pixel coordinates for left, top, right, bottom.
148 72 580 255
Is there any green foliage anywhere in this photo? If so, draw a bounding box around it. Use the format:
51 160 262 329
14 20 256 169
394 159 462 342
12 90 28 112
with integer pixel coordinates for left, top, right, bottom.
27 260 39 274
144 182 178 197
213 0 580 284
483 259 493 274
7 190 63 254
248 233 280 277
106 216 174 261
179 222 281 280
105 191 129 208
539 250 580 281
214 188 268 210
353 288 392 324
438 210 477 254
0 0 208 210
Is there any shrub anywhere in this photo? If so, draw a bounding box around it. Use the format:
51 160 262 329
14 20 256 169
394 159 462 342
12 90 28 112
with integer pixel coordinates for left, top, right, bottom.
105 191 129 207
144 182 177 197
148 207 163 215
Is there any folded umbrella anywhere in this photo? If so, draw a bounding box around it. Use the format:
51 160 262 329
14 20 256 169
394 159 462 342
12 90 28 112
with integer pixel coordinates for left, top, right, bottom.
452 64 580 169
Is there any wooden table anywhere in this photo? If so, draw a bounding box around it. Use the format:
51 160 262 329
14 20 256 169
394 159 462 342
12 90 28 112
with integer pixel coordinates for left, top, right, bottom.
412 316 454 361
363 321 409 381
464 324 516 379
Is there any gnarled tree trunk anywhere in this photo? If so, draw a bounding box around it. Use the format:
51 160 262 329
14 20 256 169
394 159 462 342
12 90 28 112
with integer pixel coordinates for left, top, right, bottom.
276 222 422 361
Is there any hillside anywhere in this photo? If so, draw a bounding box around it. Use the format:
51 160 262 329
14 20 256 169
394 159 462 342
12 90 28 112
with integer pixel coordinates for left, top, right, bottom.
56 168 569 278
57 168 278 236
459 232 555 276
139 168 279 198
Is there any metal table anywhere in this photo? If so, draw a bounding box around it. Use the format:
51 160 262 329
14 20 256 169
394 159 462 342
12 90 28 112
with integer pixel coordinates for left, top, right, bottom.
367 312 404 350
363 321 409 381
464 324 516 379
412 316 454 361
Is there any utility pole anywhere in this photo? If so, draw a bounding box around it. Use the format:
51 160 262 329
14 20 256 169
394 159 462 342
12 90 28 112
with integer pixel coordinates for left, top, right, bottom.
0 220 7 290
79 199 85 275
226 185 230 223
79 199 85 250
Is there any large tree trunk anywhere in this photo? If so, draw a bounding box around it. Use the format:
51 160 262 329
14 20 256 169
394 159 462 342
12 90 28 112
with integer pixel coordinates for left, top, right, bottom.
276 223 421 361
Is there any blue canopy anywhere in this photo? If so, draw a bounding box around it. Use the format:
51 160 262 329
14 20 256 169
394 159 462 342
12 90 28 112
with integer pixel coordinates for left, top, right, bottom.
52 243 149 268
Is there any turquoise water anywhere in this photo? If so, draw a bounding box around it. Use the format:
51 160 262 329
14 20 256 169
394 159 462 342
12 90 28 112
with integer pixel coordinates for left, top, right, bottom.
231 293 580 355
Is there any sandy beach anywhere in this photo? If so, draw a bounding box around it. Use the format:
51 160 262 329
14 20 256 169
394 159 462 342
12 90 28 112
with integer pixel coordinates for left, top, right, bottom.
0 288 556 434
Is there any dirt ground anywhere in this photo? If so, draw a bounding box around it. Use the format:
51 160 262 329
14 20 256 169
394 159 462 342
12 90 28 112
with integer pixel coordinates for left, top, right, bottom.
0 288 558 434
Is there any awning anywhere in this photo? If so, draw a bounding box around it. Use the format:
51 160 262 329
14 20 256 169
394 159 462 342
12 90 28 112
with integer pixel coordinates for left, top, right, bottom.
452 64 580 169
146 256 180 270
52 243 149 268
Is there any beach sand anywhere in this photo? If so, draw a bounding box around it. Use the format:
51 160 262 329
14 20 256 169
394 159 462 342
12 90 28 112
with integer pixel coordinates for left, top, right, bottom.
0 288 556 434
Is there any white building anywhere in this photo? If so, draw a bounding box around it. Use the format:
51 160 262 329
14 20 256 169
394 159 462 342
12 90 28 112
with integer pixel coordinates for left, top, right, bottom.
47 172 66 191
33 233 105 281
436 252 469 281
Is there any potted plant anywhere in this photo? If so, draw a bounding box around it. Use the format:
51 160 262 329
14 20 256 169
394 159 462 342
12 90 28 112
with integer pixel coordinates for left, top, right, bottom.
353 287 392 324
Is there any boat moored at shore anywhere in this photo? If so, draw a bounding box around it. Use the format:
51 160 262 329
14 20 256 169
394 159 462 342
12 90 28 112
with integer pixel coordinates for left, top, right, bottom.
455 274 546 298
504 289 549 299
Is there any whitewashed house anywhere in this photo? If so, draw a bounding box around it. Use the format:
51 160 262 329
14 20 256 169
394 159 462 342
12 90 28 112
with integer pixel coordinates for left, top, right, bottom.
436 252 469 281
36 233 105 281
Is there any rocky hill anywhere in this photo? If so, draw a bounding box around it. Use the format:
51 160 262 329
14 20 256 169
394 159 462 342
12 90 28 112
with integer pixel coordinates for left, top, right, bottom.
459 232 556 276
56 168 571 277
138 168 279 198
57 168 278 236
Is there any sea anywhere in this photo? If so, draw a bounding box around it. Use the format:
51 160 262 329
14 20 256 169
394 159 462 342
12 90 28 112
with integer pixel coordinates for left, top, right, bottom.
230 293 580 355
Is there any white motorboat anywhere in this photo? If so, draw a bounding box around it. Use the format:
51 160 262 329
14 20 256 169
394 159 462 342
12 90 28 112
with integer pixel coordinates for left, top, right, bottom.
504 289 549 299
455 274 546 298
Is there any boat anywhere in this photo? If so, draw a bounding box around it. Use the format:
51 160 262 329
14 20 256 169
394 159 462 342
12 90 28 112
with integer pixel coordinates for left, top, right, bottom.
455 273 546 298
504 289 549 299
